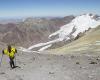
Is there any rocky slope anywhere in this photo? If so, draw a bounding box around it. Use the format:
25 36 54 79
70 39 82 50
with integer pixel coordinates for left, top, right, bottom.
0 48 100 80
52 25 100 54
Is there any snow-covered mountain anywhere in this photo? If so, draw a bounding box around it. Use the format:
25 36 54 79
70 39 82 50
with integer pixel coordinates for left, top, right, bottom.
19 14 100 52
49 14 100 41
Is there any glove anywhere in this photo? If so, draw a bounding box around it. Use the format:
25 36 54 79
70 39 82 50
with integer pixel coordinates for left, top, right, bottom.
15 49 17 53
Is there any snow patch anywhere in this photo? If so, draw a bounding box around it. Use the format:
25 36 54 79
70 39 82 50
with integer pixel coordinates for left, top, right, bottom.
38 44 52 51
18 47 40 53
28 38 62 50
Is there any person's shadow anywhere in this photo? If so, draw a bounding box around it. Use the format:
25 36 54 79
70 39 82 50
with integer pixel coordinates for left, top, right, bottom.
13 66 21 69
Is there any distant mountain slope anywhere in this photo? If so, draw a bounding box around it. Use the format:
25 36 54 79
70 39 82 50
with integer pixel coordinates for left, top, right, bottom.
0 16 74 47
0 18 22 24
52 25 100 54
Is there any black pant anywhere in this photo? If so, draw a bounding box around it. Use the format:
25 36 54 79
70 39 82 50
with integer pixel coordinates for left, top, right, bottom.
9 57 15 68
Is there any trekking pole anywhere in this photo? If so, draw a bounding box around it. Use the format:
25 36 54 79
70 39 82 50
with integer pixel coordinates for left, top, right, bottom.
14 54 16 66
0 54 3 67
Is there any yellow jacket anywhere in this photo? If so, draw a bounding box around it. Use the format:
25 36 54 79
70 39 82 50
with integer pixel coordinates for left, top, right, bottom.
3 47 17 58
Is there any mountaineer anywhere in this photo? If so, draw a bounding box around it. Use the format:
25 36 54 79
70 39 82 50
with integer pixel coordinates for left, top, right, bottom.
2 45 17 69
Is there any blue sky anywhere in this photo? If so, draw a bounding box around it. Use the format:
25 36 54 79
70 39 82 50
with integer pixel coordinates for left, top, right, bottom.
0 0 100 18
